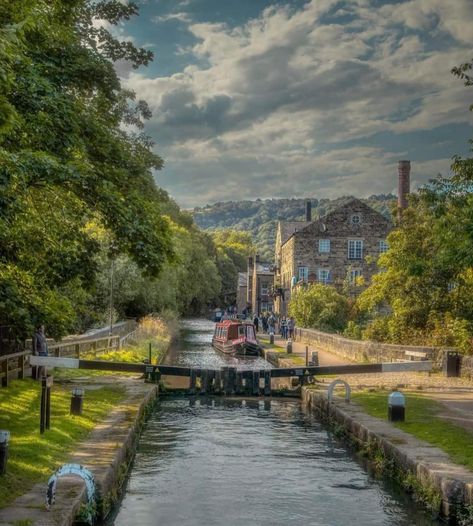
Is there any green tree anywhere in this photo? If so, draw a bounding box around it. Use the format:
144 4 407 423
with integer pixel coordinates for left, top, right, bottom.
0 0 173 339
288 283 350 333
357 58 473 351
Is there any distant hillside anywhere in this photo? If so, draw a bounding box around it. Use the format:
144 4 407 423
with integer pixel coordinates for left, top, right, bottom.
193 195 396 262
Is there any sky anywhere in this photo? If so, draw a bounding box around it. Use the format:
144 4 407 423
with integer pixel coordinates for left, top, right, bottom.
112 0 473 208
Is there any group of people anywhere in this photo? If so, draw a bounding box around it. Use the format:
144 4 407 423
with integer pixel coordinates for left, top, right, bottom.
252 313 295 340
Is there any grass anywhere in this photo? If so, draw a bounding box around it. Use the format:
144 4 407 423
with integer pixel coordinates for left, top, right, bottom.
353 391 473 472
54 316 174 381
0 379 125 508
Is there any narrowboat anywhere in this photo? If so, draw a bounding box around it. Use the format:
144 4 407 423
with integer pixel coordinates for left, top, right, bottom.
212 319 262 357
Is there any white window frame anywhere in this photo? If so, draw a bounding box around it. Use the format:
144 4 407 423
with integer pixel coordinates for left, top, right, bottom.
298 266 309 282
348 240 363 260
318 239 331 253
317 269 331 284
379 240 389 254
260 285 269 296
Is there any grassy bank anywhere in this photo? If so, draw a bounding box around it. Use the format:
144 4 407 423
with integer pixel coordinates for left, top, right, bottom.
0 379 125 508
55 315 177 381
353 391 473 472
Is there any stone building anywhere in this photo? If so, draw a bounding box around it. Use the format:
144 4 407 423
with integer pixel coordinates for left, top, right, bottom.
247 256 274 316
274 161 411 315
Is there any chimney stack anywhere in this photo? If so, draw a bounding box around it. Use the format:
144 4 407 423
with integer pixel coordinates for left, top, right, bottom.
398 160 411 210
247 256 253 271
255 254 260 264
305 200 312 222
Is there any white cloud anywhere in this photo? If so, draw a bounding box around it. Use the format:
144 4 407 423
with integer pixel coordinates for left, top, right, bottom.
153 12 192 24
125 0 473 206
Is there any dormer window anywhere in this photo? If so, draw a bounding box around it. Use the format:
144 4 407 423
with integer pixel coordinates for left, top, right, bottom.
351 214 361 225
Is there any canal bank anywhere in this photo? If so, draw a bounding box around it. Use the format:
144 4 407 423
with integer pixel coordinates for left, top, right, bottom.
0 379 159 526
303 387 473 523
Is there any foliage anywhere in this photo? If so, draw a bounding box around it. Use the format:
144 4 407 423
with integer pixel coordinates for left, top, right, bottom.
211 230 255 302
0 379 124 508
0 0 176 339
288 283 350 333
343 320 363 340
355 58 473 352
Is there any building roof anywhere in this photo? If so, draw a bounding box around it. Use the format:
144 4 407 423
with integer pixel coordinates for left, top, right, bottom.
279 221 311 245
278 197 391 248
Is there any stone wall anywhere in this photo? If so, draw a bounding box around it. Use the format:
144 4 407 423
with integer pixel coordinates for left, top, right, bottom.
295 326 440 363
461 355 473 380
302 388 473 519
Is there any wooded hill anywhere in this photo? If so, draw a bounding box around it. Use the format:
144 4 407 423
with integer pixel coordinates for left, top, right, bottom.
193 195 395 261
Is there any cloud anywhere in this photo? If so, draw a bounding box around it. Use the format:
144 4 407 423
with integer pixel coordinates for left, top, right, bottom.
153 12 192 24
124 0 473 207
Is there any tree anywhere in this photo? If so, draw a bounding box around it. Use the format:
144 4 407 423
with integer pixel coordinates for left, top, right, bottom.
288 284 350 333
0 1 173 338
356 57 473 351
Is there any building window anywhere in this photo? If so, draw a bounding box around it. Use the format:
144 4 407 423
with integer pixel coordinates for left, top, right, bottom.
317 269 331 284
318 239 331 253
298 266 309 282
261 285 268 296
348 240 363 260
351 214 361 225
379 240 389 253
349 269 362 284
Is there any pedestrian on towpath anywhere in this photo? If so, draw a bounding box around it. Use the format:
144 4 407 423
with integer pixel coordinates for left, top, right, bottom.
32 324 48 379
288 317 295 339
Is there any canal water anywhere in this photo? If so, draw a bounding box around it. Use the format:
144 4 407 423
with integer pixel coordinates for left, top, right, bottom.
109 319 439 526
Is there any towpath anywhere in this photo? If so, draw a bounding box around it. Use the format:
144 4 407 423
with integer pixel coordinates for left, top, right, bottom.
263 333 473 435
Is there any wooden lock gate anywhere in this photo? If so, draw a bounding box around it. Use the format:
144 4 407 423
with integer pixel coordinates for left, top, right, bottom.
30 356 432 396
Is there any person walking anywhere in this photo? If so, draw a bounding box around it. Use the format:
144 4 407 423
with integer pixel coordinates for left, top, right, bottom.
253 315 259 333
262 314 268 334
280 317 287 339
268 313 276 335
32 324 49 379
288 317 295 339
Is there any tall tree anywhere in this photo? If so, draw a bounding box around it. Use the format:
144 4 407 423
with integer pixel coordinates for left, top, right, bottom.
0 1 173 338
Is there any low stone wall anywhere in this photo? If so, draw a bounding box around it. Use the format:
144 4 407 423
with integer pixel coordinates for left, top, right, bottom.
303 387 473 520
461 356 473 380
295 327 444 368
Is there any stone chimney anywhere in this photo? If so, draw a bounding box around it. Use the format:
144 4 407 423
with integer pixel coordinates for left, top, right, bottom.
255 254 260 264
398 160 411 210
247 256 253 271
305 200 312 222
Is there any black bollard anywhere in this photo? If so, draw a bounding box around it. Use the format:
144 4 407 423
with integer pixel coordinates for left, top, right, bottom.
70 387 84 416
0 431 9 475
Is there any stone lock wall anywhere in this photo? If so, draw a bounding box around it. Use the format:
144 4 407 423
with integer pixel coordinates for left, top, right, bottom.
294 327 443 366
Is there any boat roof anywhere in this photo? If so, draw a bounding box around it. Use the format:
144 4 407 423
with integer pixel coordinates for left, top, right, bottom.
216 319 251 326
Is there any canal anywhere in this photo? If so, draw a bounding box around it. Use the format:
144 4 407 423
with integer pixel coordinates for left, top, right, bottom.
108 319 439 526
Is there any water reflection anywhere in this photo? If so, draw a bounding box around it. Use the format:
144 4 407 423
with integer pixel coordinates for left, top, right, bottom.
110 397 439 526
164 318 271 370
108 319 439 526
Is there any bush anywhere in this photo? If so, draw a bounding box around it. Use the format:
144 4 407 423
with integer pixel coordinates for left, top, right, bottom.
288 283 350 332
343 321 363 340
